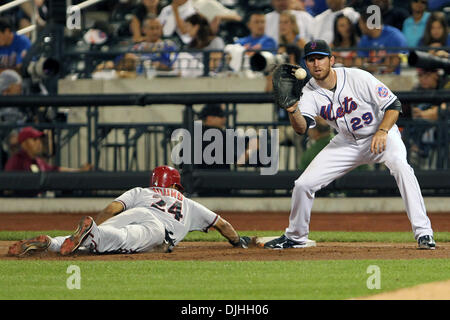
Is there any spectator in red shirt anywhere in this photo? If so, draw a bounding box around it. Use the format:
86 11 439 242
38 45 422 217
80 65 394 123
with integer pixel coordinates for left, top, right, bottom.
5 126 93 172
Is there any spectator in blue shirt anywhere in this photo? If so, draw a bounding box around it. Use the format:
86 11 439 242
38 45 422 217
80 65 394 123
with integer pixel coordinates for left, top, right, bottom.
355 9 407 74
235 12 276 52
402 0 431 47
132 16 178 72
0 17 31 73
427 0 450 10
309 0 328 16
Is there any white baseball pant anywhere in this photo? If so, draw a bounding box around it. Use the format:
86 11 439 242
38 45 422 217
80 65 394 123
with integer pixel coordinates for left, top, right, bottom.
285 128 433 243
49 207 166 253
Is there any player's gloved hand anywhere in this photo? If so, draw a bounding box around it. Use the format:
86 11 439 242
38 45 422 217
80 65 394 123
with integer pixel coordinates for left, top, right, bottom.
229 236 251 249
272 63 307 110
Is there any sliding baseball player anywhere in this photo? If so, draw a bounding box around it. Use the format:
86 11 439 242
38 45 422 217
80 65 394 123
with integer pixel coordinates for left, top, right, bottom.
8 166 250 256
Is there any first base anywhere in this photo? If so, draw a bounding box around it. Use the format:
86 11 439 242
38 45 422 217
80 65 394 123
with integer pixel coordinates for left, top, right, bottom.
252 236 316 248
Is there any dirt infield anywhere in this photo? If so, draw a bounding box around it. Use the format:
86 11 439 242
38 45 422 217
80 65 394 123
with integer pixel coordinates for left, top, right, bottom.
1 211 450 232
1 211 449 261
1 240 450 261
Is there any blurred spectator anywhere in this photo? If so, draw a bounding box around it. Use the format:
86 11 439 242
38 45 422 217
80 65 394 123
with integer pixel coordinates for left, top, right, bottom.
312 0 360 45
17 0 48 38
185 13 224 71
190 103 256 195
185 13 225 50
347 0 373 12
331 13 359 67
0 69 22 96
0 17 31 73
355 9 407 74
0 69 27 168
93 53 142 79
371 0 409 31
419 11 450 58
0 69 28 124
409 68 447 121
309 0 328 16
302 0 316 16
130 0 162 43
402 0 431 47
159 0 197 45
132 16 179 73
265 0 314 47
110 0 138 37
5 126 93 173
194 103 230 170
111 0 138 21
235 12 276 52
193 103 258 171
290 0 305 10
427 0 450 10
191 0 242 35
279 10 306 48
403 68 448 167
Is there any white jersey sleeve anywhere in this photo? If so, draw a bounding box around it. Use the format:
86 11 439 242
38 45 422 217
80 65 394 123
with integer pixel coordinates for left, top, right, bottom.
114 187 143 210
185 198 219 232
298 84 319 128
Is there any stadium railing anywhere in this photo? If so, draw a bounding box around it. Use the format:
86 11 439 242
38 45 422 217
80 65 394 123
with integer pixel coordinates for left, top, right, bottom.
0 91 449 197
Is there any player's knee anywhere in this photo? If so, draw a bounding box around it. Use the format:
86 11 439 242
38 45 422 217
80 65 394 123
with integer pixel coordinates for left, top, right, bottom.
386 157 412 175
294 176 314 193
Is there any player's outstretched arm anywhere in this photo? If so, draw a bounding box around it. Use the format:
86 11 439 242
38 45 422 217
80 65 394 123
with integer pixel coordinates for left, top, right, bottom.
95 201 125 225
214 217 250 248
286 102 308 135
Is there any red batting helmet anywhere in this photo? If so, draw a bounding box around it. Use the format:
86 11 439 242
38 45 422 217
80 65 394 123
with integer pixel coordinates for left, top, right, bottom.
151 165 184 191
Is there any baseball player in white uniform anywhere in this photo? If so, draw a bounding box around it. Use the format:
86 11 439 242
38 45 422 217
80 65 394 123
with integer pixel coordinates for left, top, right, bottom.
265 40 435 250
8 166 251 256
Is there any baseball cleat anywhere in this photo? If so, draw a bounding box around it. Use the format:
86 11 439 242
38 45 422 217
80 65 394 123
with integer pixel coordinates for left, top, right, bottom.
417 235 436 250
8 235 51 256
264 234 316 249
60 216 94 255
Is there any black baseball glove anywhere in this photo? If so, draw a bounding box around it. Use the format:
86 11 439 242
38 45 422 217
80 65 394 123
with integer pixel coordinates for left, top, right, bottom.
229 236 251 249
272 63 307 109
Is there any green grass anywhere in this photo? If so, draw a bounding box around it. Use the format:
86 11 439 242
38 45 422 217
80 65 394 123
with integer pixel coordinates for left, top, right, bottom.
1 230 450 243
0 259 449 300
1 231 449 300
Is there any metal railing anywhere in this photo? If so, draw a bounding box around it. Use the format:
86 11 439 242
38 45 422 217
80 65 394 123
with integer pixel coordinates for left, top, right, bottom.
1 92 449 169
0 0 37 42
0 91 449 196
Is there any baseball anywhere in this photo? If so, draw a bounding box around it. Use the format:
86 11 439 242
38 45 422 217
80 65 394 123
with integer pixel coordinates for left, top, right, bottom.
295 68 307 80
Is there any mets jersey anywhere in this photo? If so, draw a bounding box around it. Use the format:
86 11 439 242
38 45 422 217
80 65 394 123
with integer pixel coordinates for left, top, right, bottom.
115 187 219 245
299 67 397 141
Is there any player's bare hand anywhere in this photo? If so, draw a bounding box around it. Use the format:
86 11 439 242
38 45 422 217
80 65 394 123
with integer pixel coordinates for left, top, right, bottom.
285 101 298 114
370 130 388 154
